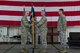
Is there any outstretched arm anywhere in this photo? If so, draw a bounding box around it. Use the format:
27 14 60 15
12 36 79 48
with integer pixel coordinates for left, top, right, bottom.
21 16 31 27
37 16 47 27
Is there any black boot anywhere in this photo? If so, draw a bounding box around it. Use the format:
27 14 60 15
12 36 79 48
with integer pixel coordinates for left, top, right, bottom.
39 48 47 53
21 48 29 53
60 48 68 53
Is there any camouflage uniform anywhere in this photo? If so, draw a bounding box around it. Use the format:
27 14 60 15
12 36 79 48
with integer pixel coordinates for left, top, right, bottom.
21 15 32 53
37 15 47 53
57 14 67 53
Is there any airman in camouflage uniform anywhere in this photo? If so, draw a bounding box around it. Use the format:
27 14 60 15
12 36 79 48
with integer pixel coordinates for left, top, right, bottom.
21 11 32 53
37 10 47 53
57 9 67 53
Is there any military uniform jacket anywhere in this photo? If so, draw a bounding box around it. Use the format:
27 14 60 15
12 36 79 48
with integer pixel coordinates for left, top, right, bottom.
57 14 67 31
21 15 31 32
37 15 47 32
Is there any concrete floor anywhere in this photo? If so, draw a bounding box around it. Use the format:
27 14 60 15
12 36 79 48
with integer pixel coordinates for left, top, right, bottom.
0 44 80 53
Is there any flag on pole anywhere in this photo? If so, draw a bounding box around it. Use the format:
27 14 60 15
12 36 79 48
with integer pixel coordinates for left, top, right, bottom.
30 6 35 21
23 8 25 16
30 6 36 48
44 8 46 16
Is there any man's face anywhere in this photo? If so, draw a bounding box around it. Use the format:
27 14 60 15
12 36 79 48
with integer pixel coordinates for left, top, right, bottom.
58 10 63 15
41 10 44 16
26 11 29 16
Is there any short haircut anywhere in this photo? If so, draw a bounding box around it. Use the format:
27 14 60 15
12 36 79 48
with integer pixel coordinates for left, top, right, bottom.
41 10 44 11
26 10 29 12
59 8 64 13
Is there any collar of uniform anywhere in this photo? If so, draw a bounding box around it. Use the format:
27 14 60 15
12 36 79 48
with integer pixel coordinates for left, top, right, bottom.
42 15 45 18
60 14 65 17
24 15 27 17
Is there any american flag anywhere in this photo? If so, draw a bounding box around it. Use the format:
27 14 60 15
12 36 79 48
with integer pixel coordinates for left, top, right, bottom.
0 0 80 27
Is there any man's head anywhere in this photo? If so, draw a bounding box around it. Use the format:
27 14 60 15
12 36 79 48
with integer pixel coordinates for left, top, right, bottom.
25 11 29 16
58 9 64 15
41 10 44 16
